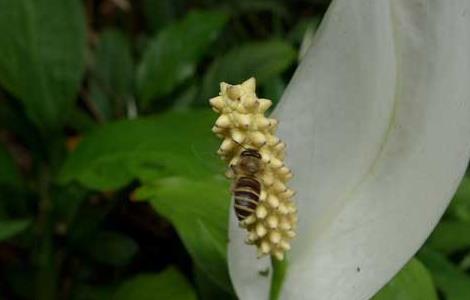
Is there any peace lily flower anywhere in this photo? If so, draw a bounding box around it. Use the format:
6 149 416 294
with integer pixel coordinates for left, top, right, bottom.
227 0 470 299
210 79 297 260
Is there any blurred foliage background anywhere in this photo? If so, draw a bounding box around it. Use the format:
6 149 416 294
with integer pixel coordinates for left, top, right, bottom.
0 0 469 299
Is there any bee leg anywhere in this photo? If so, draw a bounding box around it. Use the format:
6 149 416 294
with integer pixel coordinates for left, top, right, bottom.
225 164 236 179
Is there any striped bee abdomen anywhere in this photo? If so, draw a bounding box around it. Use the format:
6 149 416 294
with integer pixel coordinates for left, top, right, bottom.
235 176 261 194
233 177 261 221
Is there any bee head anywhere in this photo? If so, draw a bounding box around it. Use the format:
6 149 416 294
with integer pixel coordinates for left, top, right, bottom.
240 149 262 159
239 149 262 175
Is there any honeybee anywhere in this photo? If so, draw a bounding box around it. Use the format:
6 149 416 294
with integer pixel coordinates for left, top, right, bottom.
231 149 263 221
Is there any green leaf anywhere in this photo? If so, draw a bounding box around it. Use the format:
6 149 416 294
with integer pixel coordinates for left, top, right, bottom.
137 11 228 106
66 109 97 132
114 267 197 300
60 109 232 289
173 84 199 110
426 221 470 254
419 247 470 300
262 76 286 107
227 0 290 17
0 0 86 130
135 176 231 291
0 219 31 241
90 30 134 120
200 40 296 102
298 18 322 61
86 231 138 267
194 266 236 300
460 253 470 271
287 17 321 45
0 143 20 186
71 284 116 300
60 110 222 190
447 177 470 222
372 258 438 300
142 0 184 32
0 102 42 152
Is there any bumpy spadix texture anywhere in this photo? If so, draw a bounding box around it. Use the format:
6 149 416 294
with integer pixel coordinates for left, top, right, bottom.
209 78 297 260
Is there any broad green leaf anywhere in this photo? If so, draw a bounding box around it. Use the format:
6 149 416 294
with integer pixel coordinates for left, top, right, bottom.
60 110 222 190
173 84 199 110
226 0 289 17
194 266 236 300
90 30 134 120
200 40 296 102
66 109 97 132
298 18 322 61
0 143 20 186
426 221 470 254
262 76 286 107
71 284 116 300
85 231 138 266
287 17 321 45
0 102 42 154
0 0 86 130
142 0 184 32
137 11 228 106
60 110 231 288
135 176 231 291
372 258 438 300
447 177 470 222
0 219 31 241
460 253 470 271
114 267 197 300
419 248 470 300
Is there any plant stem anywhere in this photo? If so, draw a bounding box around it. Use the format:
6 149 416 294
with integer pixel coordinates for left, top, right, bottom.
269 256 288 300
35 165 56 300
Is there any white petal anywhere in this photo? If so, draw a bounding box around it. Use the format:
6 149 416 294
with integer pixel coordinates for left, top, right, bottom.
228 199 272 300
229 0 470 299
273 0 470 299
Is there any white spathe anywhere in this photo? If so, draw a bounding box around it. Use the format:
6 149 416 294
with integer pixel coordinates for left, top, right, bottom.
228 0 470 299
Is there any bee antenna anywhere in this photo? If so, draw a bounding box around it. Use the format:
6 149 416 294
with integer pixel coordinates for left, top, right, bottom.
231 138 248 150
